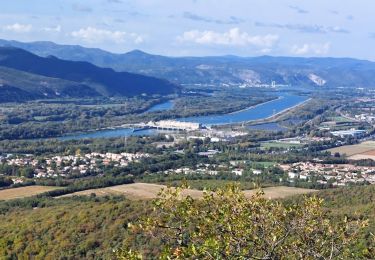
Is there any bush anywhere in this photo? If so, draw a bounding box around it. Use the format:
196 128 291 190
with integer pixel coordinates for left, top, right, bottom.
118 184 371 259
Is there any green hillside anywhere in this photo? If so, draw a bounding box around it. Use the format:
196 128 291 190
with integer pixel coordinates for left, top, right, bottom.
0 196 150 258
0 66 101 101
0 47 179 102
0 185 374 258
288 185 375 257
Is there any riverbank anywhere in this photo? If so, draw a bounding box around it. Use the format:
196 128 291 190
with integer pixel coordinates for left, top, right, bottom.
228 97 282 115
46 94 309 140
59 97 288 139
183 94 309 126
246 98 313 126
265 98 312 120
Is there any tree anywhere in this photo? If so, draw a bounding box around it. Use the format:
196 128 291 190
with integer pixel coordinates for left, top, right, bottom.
117 184 369 259
0 177 12 187
20 167 34 178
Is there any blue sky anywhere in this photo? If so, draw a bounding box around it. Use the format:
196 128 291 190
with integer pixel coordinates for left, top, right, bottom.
0 0 373 59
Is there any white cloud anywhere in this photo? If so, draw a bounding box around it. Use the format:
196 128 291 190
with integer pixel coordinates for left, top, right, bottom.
71 27 143 44
291 42 331 55
3 23 32 33
177 28 279 47
43 25 61 32
259 48 272 54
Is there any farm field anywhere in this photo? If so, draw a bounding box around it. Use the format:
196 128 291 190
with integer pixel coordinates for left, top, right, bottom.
328 141 375 158
58 183 203 199
58 183 317 200
349 154 375 160
0 186 61 201
349 149 375 160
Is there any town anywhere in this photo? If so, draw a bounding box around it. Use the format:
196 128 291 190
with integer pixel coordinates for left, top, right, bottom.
281 162 375 186
0 152 150 181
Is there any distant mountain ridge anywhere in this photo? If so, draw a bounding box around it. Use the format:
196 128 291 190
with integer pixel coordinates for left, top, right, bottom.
0 46 178 102
1 39 375 88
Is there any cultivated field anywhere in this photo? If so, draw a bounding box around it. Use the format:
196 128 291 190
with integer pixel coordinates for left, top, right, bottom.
328 141 375 157
58 183 203 199
0 186 61 201
58 183 317 200
348 149 375 160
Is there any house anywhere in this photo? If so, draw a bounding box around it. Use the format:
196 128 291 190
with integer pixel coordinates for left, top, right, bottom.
232 169 243 176
253 170 262 175
288 172 299 179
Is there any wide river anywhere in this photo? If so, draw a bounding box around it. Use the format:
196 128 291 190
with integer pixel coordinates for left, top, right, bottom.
59 93 308 140
144 100 174 113
178 94 307 125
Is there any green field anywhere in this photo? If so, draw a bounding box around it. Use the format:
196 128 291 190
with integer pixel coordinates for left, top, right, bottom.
252 161 275 168
33 116 49 121
261 142 303 149
327 116 356 123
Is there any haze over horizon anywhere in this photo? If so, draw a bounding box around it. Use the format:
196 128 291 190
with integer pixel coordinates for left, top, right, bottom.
0 0 374 60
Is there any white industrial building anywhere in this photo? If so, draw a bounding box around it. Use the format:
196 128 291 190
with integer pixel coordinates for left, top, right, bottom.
330 129 366 138
148 120 201 131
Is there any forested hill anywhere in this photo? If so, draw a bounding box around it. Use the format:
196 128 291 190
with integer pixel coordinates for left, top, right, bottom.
0 47 179 102
2 39 375 88
0 185 374 258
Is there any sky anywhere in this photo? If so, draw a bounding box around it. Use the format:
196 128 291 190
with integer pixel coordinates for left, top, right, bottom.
0 0 374 60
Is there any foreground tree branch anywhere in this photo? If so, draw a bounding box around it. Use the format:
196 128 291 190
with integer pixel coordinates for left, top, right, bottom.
117 184 370 259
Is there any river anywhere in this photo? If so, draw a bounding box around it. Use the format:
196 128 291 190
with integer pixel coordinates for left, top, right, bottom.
59 93 308 140
144 100 174 113
178 94 307 126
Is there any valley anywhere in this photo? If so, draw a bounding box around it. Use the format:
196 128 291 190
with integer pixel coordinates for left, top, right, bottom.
3 40 375 89
0 41 375 258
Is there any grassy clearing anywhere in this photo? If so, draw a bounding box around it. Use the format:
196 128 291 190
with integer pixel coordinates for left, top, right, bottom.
252 161 275 168
327 116 355 123
33 116 49 121
58 183 316 200
0 186 61 201
261 142 303 149
58 183 203 199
